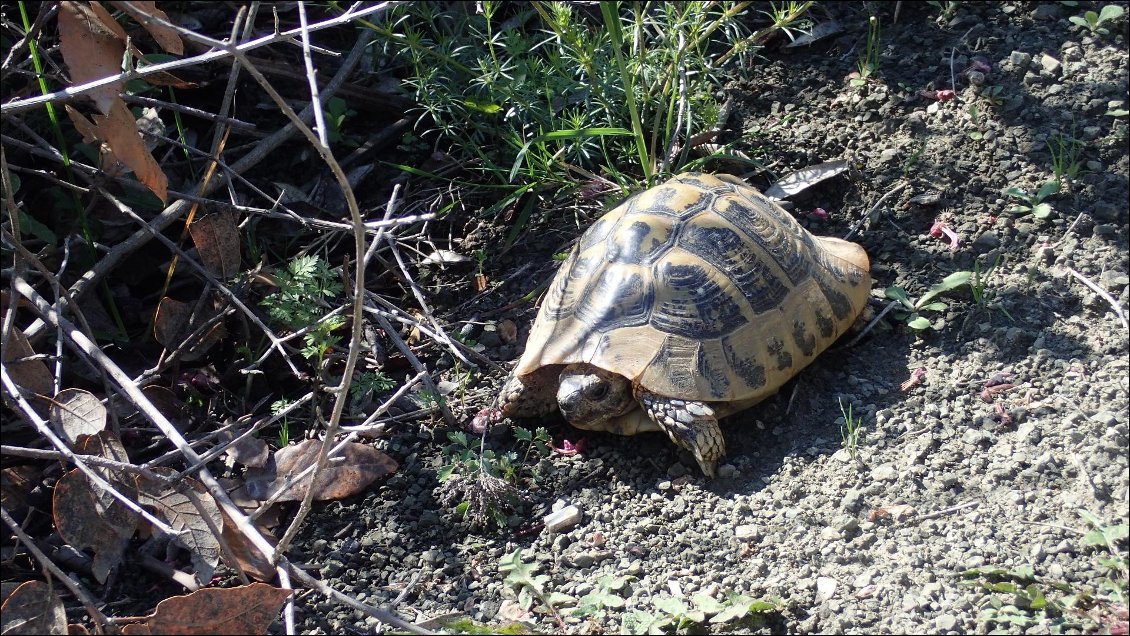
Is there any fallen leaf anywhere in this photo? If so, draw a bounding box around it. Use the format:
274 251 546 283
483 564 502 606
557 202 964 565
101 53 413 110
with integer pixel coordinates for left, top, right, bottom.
93 100 168 202
135 468 223 585
153 297 226 360
764 160 851 200
109 1 184 54
1 466 40 524
1 319 53 401
220 509 277 582
50 388 107 446
419 250 470 266
498 319 518 343
218 429 269 469
141 385 189 430
785 20 843 47
869 503 916 522
268 439 398 502
188 212 241 279
0 580 68 635
120 582 292 635
58 0 126 114
53 466 138 583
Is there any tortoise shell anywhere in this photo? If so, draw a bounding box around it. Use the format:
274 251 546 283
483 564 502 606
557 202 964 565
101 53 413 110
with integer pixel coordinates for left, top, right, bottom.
515 172 871 411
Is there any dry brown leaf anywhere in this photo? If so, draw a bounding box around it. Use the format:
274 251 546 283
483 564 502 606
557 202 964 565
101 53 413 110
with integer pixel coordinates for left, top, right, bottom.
269 439 398 502
868 503 917 522
498 319 518 344
0 580 68 635
188 212 241 279
52 467 138 583
64 105 102 144
67 624 91 634
119 583 292 635
763 159 851 201
153 297 190 348
140 385 188 431
58 1 126 115
1 466 40 524
152 297 225 361
1 319 53 401
92 100 168 202
220 509 277 582
50 388 107 446
135 468 223 585
109 1 184 54
218 429 269 469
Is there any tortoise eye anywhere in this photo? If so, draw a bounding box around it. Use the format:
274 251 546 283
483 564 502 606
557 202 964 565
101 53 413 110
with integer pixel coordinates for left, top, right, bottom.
589 383 609 400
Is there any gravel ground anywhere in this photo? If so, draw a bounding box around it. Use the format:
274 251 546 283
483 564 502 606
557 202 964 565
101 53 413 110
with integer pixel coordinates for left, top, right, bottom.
292 3 1128 634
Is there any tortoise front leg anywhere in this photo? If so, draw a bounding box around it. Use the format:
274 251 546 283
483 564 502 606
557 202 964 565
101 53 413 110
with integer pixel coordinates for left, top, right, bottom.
636 390 725 478
498 368 558 418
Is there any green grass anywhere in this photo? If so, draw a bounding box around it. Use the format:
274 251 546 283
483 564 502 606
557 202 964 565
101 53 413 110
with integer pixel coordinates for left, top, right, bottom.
370 0 813 203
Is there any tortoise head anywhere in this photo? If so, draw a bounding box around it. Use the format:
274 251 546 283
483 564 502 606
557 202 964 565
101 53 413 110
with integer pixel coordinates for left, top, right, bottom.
557 363 635 429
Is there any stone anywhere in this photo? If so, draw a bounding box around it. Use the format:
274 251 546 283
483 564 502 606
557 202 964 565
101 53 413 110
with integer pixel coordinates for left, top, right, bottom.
544 505 582 532
871 464 898 481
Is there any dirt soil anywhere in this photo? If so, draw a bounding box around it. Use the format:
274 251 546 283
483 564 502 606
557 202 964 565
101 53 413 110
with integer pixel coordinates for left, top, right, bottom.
285 3 1129 634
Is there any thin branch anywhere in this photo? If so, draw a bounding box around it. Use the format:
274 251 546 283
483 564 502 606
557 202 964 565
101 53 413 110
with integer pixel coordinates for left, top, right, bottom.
0 3 393 115
1 507 115 634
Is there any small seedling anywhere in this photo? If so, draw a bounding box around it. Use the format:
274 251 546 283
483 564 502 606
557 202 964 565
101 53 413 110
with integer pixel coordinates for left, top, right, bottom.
1006 180 1060 219
838 397 863 460
927 0 960 23
850 16 882 86
270 398 294 447
260 255 343 330
970 254 1011 320
622 592 779 634
437 426 551 528
1068 4 1125 35
500 549 573 625
571 575 631 621
1048 131 1084 183
885 271 971 331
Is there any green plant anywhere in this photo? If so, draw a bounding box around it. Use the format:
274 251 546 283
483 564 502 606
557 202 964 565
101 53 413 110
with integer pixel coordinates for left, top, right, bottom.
838 397 863 459
901 140 927 177
374 1 812 198
325 96 357 146
500 549 573 625
927 0 961 23
979 84 1005 107
1006 180 1060 219
1048 131 1084 183
270 398 293 447
437 426 551 527
969 254 1011 320
260 255 343 330
1068 4 1125 35
850 15 882 86
571 575 632 622
621 591 779 634
1080 510 1129 609
300 315 346 363
349 370 397 403
963 511 1128 633
885 270 973 332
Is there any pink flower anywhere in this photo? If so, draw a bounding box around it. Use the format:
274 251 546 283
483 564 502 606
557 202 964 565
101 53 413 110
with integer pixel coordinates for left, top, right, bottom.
929 220 961 251
809 207 830 220
552 438 586 456
919 89 956 101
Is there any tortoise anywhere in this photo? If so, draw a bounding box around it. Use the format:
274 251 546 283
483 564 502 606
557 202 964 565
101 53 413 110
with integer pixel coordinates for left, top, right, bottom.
495 172 871 477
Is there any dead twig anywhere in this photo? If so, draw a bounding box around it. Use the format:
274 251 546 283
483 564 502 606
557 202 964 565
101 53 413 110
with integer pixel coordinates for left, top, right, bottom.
1 507 115 633
1064 267 1129 330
